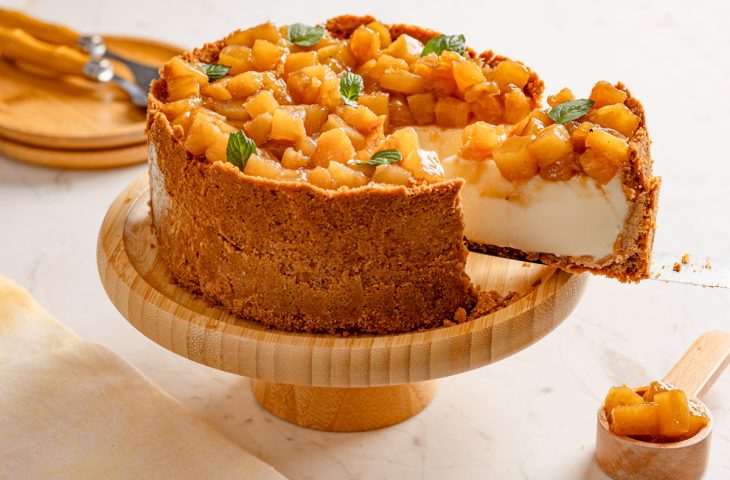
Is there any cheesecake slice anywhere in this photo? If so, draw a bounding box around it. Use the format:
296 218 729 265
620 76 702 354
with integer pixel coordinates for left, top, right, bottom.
146 15 659 334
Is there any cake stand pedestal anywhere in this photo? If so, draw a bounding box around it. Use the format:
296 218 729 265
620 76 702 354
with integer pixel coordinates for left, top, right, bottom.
97 173 588 432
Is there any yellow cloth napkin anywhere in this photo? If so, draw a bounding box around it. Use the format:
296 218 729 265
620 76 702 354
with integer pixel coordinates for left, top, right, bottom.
0 276 286 480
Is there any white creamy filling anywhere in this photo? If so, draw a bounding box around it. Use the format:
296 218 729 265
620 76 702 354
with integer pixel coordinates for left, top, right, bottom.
413 126 630 260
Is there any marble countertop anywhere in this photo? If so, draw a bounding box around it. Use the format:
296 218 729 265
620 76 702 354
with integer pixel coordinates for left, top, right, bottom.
1 0 729 478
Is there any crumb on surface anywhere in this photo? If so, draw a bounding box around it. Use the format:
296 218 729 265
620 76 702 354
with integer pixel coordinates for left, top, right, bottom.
704 259 712 269
453 307 467 324
673 262 681 272
681 253 690 264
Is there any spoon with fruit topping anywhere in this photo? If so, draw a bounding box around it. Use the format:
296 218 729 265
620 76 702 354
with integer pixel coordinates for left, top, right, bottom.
595 331 730 480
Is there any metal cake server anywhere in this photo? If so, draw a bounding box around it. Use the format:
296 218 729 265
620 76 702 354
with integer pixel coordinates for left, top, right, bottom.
649 252 729 289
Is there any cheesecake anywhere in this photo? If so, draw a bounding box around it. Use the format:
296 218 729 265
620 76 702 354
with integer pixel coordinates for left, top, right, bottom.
146 15 659 334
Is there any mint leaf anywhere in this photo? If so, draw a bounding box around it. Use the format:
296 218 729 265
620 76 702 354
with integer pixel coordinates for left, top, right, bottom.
339 72 363 107
354 149 402 166
198 62 230 81
548 99 595 124
287 23 325 47
421 34 466 56
226 130 256 170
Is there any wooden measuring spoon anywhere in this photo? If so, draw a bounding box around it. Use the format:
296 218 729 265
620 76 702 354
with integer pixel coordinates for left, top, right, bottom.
595 331 730 480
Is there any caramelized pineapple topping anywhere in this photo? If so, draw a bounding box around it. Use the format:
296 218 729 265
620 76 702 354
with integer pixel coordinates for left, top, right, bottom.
158 19 641 188
604 382 710 443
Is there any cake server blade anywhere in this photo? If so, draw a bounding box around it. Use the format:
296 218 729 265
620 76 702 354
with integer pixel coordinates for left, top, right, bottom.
649 252 729 289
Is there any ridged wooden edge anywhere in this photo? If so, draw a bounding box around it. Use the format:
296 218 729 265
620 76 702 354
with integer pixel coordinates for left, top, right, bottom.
97 172 588 387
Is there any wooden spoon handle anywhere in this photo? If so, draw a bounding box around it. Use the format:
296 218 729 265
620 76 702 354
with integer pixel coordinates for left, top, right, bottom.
0 27 87 77
0 8 79 47
663 331 730 399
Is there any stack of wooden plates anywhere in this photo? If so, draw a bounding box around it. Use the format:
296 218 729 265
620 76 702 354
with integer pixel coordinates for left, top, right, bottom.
0 36 181 169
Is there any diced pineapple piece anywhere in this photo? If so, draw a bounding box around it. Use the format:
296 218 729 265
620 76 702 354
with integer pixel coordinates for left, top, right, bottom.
317 73 343 110
160 97 200 120
307 166 339 189
610 403 661 437
382 34 423 64
366 54 409 81
407 92 436 125
260 72 291 104
584 128 630 166
310 128 356 167
389 95 415 127
185 113 221 156
317 44 356 70
171 110 193 133
464 81 499 103
201 80 233 101
655 390 690 438
472 94 504 124
298 135 317 156
491 60 529 91
281 147 310 169
226 22 281 47
328 161 369 187
349 26 381 63
320 114 366 150
269 108 306 142
527 124 573 168
218 45 254 74
579 149 620 184
359 92 390 117
604 386 645 418
285 51 319 74
681 399 711 440
459 122 503 160
252 39 283 71
492 136 538 181
366 21 392 47
301 104 329 135
243 112 273 145
588 104 640 137
166 76 200 101
503 88 531 124
227 71 263 98
589 81 627 109
379 68 426 95
205 131 229 163
163 57 208 85
341 105 383 133
245 90 279 117
570 121 595 152
373 164 412 185
244 153 286 179
453 60 486 93
547 87 575 107
382 127 420 159
402 149 444 181
203 99 250 121
435 97 470 128
287 70 322 104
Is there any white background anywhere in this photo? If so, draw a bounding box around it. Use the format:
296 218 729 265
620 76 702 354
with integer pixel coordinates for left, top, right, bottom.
1 0 729 478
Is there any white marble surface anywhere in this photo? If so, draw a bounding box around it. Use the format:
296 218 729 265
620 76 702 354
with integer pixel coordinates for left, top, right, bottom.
1 0 729 478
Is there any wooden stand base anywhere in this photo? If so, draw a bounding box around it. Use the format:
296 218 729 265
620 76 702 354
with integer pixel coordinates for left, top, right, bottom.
252 379 438 432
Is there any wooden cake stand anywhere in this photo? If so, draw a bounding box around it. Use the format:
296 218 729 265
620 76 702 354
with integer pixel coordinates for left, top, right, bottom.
97 173 589 432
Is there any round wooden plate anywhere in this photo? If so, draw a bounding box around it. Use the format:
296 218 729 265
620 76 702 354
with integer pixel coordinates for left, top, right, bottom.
0 136 147 169
0 35 181 152
97 173 589 431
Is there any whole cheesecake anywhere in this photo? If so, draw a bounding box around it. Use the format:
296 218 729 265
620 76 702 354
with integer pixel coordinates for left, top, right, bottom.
147 15 659 334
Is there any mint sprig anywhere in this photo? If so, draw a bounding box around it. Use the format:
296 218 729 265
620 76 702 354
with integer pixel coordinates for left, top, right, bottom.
354 149 402 166
548 99 595 124
198 63 231 81
421 34 466 56
226 130 256 171
287 23 325 47
339 72 363 107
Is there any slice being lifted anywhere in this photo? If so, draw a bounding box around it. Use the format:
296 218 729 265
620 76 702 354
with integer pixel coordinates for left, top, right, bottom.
147 15 659 334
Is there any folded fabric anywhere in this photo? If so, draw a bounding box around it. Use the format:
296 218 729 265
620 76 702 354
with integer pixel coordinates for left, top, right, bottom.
0 276 286 480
